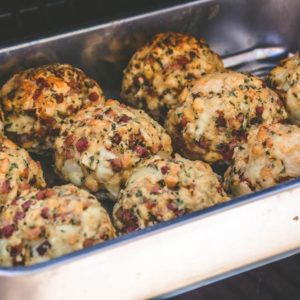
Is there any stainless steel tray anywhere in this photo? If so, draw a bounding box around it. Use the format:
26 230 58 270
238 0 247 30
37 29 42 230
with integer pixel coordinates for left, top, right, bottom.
1 0 300 299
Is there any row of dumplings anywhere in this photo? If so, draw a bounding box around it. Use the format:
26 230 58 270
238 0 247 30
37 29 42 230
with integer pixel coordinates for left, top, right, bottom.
0 32 299 266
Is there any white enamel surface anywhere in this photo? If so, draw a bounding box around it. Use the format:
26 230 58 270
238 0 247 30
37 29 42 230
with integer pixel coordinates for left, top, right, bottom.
1 185 300 299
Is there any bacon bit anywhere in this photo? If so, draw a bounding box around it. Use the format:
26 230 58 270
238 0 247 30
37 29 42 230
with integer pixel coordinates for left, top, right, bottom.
41 207 50 219
118 114 131 123
217 186 223 194
44 188 55 198
256 106 264 115
176 55 189 65
83 238 94 248
44 117 56 127
120 103 127 108
36 240 51 256
112 133 122 145
1 180 11 194
21 168 29 179
126 224 139 233
22 200 32 211
232 129 247 140
176 209 186 217
181 116 188 128
33 89 42 100
10 244 22 257
64 135 75 147
217 143 233 162
36 77 50 88
54 94 64 103
88 92 99 102
277 176 292 183
110 158 123 172
14 211 25 223
150 184 160 194
146 88 156 97
65 149 74 159
75 137 89 152
135 145 149 158
277 99 284 107
237 113 244 123
198 139 209 150
167 202 177 211
161 165 169 175
67 105 76 114
145 200 154 209
216 111 226 128
1 225 15 238
36 190 46 200
122 210 132 223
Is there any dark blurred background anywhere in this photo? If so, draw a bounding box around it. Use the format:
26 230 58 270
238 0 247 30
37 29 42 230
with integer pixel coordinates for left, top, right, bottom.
1 0 300 299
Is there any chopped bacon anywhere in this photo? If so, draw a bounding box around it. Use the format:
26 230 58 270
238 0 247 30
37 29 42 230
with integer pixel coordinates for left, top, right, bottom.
83 238 94 248
150 184 160 194
36 240 51 256
1 180 11 194
135 145 149 158
14 211 25 223
88 92 99 102
118 114 131 123
41 207 50 219
36 190 46 200
64 135 75 147
110 158 123 172
19 182 31 191
161 165 169 175
1 225 15 238
75 137 89 152
112 133 122 145
22 200 32 211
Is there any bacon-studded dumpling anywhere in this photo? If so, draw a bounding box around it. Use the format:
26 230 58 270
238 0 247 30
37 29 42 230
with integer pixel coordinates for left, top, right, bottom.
0 136 45 205
0 184 116 266
54 99 173 198
0 64 104 153
224 123 300 196
121 32 224 122
166 71 288 166
113 154 229 233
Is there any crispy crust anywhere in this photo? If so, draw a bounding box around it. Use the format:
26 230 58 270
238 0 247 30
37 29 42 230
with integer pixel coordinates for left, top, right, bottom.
1 64 104 153
268 54 300 125
166 71 288 164
224 123 300 196
121 32 224 122
113 154 229 233
0 184 116 266
54 99 173 198
0 136 45 205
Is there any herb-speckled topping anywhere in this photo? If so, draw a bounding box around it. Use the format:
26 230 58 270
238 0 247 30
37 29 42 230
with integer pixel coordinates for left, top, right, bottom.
0 137 45 205
113 154 229 233
166 71 288 165
0 184 115 266
54 99 173 198
0 64 105 153
224 123 300 197
121 32 224 122
267 54 300 125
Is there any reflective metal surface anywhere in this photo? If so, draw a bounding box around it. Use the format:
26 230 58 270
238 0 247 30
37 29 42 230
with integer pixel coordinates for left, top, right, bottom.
0 0 300 298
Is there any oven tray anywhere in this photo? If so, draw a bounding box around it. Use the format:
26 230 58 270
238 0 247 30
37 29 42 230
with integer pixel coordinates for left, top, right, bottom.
1 0 300 299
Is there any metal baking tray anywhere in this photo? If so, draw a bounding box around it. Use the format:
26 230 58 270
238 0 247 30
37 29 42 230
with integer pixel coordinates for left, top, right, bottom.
1 0 300 299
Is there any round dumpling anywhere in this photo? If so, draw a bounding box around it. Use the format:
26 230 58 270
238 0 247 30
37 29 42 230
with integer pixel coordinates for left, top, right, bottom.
54 99 172 198
267 54 300 125
0 136 45 205
113 154 229 233
121 32 224 122
166 71 288 166
0 184 116 266
224 123 300 196
0 63 105 153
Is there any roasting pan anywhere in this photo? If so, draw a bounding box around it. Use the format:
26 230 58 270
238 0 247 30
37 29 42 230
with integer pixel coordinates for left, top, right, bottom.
1 0 300 299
